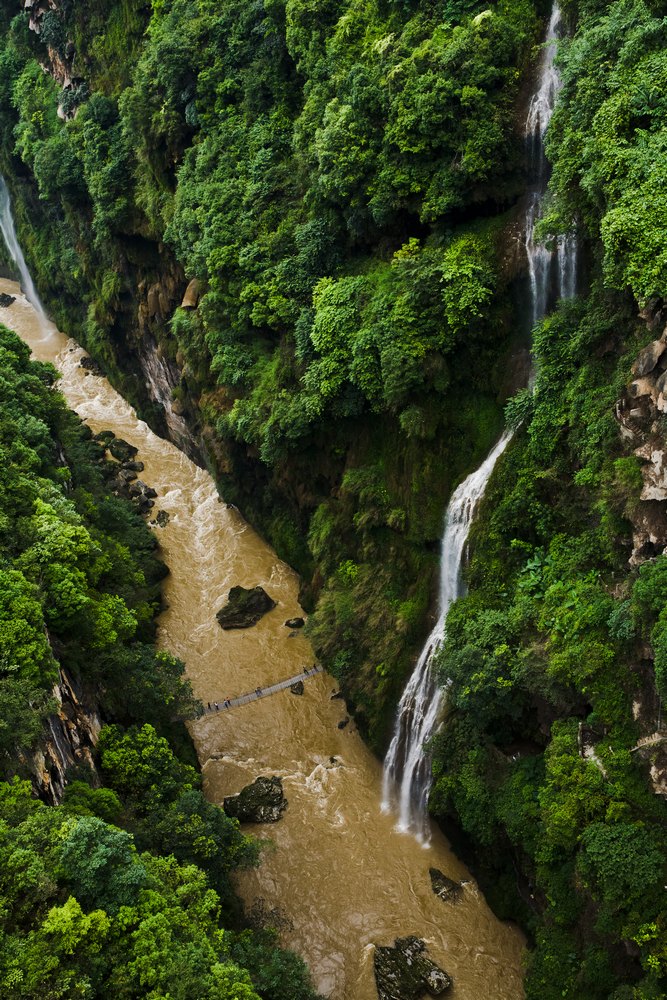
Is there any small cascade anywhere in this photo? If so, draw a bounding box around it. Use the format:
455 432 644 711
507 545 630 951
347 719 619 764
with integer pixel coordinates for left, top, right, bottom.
382 2 576 841
0 175 51 331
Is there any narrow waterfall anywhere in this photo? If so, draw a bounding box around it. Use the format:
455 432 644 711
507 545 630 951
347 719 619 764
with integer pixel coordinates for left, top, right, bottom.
525 3 577 324
0 176 50 330
382 431 513 840
382 2 575 841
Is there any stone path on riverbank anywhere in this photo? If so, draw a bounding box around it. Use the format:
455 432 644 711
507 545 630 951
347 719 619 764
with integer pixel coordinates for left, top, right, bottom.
202 665 323 713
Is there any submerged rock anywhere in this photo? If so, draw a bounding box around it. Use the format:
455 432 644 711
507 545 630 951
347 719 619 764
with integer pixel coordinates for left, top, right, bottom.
338 718 349 730
374 936 452 1000
223 776 288 823
0 292 16 307
429 868 463 904
284 616 305 629
290 680 304 696
216 585 276 629
109 437 138 462
80 355 102 375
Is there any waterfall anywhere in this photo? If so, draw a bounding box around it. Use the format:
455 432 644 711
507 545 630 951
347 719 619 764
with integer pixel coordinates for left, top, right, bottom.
0 176 50 331
524 4 577 325
382 2 576 841
382 431 513 841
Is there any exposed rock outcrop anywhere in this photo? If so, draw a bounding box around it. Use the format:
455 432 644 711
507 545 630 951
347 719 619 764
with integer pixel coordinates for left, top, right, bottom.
615 322 667 564
216 586 277 629
284 616 305 629
0 292 16 307
181 278 201 310
25 669 101 805
223 775 288 823
374 936 452 999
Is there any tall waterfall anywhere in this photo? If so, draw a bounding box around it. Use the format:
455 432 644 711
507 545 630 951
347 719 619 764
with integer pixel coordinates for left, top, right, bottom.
0 176 50 331
382 2 575 841
382 431 513 840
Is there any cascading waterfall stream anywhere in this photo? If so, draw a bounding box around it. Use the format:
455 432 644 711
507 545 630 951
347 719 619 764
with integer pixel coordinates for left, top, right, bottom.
382 431 513 840
383 1 577 841
0 175 51 331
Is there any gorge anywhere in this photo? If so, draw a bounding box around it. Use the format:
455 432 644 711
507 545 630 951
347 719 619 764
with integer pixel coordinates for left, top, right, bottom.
0 0 666 997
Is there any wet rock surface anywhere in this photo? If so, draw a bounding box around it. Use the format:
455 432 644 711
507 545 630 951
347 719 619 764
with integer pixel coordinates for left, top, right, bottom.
429 868 463 903
109 437 139 462
284 616 305 628
223 775 288 823
216 585 277 629
290 680 304 696
0 292 16 307
374 936 452 999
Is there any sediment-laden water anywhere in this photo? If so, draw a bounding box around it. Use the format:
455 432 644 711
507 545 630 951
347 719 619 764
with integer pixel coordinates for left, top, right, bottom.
0 279 524 998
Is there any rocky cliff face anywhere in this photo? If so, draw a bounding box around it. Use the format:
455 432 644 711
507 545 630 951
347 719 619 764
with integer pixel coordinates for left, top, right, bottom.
615 301 667 796
24 669 102 804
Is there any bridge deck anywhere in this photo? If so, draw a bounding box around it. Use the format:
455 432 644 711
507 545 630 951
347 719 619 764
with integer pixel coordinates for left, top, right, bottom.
202 665 323 714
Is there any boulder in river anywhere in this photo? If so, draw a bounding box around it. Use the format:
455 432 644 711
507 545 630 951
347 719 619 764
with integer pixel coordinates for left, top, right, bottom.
290 680 304 696
429 868 463 904
223 776 288 823
284 616 305 629
338 718 349 730
123 460 145 472
216 585 276 629
374 936 452 1000
0 293 16 307
109 437 138 462
153 510 170 528
94 430 115 445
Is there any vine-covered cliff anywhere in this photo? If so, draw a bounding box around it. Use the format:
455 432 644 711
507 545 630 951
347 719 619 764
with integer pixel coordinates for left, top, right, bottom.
0 0 665 997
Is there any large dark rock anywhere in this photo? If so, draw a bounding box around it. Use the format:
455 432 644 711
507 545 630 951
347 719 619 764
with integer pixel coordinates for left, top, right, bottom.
290 681 304 696
374 937 452 1000
223 776 288 823
429 868 463 904
216 585 276 629
109 437 138 462
284 617 305 629
128 480 157 499
0 293 16 308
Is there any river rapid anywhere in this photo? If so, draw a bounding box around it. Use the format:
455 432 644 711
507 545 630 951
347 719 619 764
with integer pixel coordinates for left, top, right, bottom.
0 279 524 999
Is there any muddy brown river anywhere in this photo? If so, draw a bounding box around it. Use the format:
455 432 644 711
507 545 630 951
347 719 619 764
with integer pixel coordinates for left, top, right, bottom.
2 279 525 999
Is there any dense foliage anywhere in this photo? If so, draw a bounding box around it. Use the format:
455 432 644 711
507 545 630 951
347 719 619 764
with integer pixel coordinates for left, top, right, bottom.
429 1 667 995
0 0 542 743
0 326 318 999
0 0 665 997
